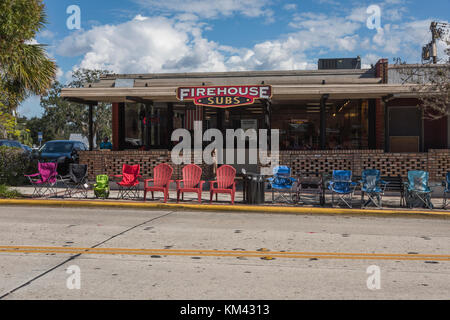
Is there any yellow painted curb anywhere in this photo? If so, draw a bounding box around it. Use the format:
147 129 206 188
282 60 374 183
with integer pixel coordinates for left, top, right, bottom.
0 199 450 217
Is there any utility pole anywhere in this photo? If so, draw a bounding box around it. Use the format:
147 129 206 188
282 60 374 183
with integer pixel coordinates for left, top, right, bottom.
423 21 449 64
430 22 438 64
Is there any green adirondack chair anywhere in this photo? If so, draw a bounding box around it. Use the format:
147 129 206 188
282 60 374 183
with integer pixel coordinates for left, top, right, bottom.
94 174 110 199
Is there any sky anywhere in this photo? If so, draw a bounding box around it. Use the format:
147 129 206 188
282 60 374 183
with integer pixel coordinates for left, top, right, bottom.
17 0 450 118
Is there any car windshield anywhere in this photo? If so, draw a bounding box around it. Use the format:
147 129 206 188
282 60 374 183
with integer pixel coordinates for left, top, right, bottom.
41 142 73 153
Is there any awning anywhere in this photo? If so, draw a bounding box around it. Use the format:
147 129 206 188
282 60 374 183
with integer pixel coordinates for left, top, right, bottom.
61 84 422 104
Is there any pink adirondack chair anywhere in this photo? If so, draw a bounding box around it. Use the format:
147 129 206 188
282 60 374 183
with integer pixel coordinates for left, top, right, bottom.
210 165 236 204
176 164 205 203
113 164 141 199
144 163 173 202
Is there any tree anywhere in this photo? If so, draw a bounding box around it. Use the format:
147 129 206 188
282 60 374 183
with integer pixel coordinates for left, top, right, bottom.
35 69 112 145
394 25 449 120
395 61 450 120
0 0 56 138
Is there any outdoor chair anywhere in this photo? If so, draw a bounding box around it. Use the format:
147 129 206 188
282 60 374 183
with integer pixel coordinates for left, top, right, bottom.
24 162 58 198
328 170 357 208
359 169 388 208
144 163 173 202
210 165 236 205
59 164 89 198
113 164 141 199
404 170 433 209
293 172 325 206
267 165 296 204
176 164 204 203
443 172 450 209
94 174 110 199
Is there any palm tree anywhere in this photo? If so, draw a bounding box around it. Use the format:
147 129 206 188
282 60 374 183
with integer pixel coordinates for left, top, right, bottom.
0 0 56 110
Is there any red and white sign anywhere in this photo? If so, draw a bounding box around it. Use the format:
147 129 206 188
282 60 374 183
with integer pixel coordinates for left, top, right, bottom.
177 85 272 108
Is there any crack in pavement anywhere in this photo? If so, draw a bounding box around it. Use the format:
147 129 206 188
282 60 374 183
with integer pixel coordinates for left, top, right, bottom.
0 210 174 300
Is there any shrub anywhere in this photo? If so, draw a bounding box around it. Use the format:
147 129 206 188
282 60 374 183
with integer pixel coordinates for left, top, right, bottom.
0 146 36 186
0 184 23 198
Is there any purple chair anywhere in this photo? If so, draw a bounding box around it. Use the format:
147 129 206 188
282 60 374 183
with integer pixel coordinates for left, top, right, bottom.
25 162 58 198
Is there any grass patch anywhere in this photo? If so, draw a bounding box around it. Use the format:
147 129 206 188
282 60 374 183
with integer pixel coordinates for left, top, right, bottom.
0 185 23 199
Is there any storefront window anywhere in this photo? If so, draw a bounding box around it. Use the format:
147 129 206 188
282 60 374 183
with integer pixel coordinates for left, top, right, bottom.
124 103 169 150
124 103 144 149
272 100 369 150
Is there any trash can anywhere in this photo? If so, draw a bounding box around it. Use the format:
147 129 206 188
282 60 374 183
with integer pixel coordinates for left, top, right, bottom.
243 171 265 204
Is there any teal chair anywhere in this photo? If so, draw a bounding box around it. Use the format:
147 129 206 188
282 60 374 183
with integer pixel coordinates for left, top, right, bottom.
404 171 433 209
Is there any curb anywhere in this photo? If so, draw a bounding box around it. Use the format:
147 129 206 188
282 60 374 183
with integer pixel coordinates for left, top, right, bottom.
0 199 450 218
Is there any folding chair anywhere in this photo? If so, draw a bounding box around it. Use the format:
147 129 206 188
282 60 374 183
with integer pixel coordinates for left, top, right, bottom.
113 164 141 199
24 162 58 198
267 166 297 204
59 164 89 198
359 169 388 208
328 170 357 208
443 172 450 209
94 175 110 199
404 171 433 209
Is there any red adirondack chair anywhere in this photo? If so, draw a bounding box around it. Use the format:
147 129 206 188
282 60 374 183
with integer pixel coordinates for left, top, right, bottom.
176 164 205 203
113 164 141 199
144 163 173 202
210 165 236 204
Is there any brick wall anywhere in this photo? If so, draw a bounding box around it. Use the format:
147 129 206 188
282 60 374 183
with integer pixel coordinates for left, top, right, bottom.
271 149 449 181
79 150 214 181
80 149 450 182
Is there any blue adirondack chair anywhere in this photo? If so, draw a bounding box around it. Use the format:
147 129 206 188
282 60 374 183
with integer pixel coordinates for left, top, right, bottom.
268 166 297 203
328 170 357 208
404 170 433 209
359 169 388 208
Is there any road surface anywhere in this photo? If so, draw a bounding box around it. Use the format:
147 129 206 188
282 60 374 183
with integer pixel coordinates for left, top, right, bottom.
0 206 449 299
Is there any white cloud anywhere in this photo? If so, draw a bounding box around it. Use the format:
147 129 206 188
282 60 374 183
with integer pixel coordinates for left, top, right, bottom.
283 3 297 11
57 16 225 73
133 0 273 19
55 7 447 77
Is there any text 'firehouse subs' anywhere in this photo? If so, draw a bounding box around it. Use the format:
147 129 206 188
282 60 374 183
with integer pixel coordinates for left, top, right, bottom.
177 85 272 108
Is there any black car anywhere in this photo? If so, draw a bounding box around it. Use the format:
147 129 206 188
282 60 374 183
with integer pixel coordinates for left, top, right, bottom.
35 140 88 175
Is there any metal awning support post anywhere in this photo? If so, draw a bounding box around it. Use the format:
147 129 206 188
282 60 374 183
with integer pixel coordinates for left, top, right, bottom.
88 102 97 151
320 94 329 150
263 99 272 149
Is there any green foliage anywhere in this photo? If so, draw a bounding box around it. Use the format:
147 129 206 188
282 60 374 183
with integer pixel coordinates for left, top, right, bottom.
0 184 23 199
35 69 112 145
0 0 56 141
0 146 36 185
0 0 56 110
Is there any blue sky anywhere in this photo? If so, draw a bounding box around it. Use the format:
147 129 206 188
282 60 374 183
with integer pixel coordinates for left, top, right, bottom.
18 0 450 118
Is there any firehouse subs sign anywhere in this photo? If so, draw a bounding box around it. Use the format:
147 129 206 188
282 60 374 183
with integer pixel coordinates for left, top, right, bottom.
177 85 272 108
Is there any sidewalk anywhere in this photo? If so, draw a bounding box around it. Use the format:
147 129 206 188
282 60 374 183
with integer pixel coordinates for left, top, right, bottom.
5 184 450 217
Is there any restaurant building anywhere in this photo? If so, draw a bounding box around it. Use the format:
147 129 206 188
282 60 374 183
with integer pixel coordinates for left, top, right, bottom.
61 58 450 181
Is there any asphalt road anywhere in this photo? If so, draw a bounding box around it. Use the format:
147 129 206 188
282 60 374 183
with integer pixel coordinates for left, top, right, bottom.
0 206 449 300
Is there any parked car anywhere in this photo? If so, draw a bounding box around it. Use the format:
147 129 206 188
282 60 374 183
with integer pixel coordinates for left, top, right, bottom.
0 139 31 156
21 144 32 153
34 140 88 175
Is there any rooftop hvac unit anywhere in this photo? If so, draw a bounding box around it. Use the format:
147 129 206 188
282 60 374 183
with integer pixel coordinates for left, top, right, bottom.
318 57 361 70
